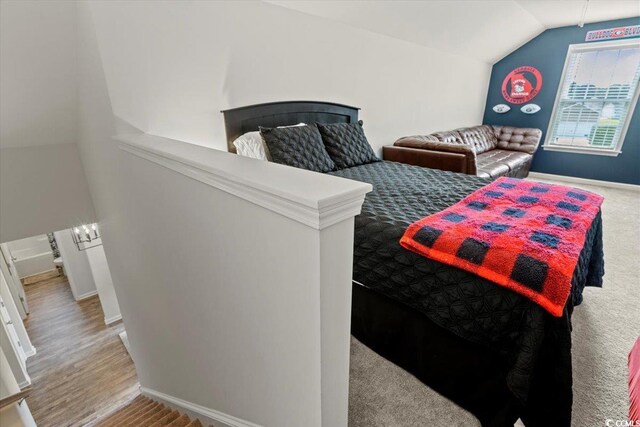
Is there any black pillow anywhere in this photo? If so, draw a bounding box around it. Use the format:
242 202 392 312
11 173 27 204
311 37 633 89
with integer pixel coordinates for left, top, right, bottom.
316 121 379 169
260 124 336 173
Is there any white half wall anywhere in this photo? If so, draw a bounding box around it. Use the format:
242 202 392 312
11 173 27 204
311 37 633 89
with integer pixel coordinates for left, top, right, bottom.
116 133 370 426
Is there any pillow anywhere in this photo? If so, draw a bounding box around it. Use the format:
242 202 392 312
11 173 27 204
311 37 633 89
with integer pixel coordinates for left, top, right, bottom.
316 121 379 169
233 131 269 161
232 124 306 161
260 124 336 173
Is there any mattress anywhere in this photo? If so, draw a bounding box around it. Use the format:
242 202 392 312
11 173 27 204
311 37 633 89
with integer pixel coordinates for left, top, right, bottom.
329 160 604 408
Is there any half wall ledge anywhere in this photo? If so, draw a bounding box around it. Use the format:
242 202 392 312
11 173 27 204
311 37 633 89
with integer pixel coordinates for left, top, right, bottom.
115 133 372 230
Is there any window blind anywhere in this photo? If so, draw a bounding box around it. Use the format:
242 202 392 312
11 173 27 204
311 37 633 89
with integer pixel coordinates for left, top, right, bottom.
546 40 640 155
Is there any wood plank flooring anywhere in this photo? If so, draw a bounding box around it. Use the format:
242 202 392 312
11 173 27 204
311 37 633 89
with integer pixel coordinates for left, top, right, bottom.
23 275 139 427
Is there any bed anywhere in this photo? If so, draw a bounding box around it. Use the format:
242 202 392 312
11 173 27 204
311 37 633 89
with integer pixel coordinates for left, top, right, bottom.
221 101 604 427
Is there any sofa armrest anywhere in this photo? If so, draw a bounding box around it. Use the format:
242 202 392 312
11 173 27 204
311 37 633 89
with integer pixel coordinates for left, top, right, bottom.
383 146 473 174
392 136 477 174
492 126 542 154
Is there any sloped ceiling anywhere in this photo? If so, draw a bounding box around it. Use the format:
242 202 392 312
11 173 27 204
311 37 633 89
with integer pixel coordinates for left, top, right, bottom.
266 0 639 64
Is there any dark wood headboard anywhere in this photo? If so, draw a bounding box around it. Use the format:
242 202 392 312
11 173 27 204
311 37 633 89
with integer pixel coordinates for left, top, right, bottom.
221 101 360 153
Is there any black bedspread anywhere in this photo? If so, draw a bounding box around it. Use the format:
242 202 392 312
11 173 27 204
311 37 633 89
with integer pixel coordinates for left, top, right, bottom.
329 161 604 425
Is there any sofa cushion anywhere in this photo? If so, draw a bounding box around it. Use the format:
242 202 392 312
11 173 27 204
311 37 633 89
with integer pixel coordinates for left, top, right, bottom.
477 149 530 178
431 130 463 144
476 163 510 179
493 126 541 154
457 125 498 154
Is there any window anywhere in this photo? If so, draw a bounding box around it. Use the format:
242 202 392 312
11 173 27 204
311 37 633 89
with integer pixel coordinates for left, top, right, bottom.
544 39 640 156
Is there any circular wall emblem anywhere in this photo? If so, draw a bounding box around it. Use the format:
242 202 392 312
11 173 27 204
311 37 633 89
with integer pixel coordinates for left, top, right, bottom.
501 66 543 104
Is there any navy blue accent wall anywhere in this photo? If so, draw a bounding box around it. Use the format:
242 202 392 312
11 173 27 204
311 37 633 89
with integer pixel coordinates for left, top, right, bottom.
482 17 640 185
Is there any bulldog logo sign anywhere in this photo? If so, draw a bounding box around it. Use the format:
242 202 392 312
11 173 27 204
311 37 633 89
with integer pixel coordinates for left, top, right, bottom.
501 66 543 104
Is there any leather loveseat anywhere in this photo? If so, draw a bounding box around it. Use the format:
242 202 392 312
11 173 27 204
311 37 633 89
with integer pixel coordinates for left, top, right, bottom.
383 125 542 178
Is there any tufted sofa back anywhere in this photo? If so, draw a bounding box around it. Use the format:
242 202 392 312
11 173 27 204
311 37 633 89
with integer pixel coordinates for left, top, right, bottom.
397 125 541 155
492 126 542 154
455 125 498 154
430 130 463 144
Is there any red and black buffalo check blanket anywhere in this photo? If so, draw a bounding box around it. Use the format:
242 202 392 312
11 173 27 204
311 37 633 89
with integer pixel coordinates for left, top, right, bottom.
400 177 604 316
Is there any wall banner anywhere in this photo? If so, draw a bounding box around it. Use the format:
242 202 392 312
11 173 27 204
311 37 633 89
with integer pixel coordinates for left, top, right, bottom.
585 25 640 42
501 66 543 105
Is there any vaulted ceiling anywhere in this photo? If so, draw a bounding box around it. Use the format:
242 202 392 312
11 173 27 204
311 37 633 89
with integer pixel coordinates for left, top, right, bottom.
266 0 640 64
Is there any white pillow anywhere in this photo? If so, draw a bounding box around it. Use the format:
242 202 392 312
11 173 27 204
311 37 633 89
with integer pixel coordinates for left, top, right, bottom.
232 123 306 161
233 131 268 161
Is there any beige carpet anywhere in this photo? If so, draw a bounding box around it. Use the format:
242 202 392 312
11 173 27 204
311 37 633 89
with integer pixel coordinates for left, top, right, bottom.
348 179 640 426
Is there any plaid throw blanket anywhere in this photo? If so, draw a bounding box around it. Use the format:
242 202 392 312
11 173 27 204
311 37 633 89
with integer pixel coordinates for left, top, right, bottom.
400 177 604 316
631 337 640 422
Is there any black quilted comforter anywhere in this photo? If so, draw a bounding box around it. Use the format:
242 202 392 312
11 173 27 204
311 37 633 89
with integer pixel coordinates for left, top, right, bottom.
329 161 604 413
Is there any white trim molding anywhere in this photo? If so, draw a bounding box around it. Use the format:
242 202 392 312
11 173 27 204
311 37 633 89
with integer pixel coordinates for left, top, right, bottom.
542 145 621 157
104 314 122 325
75 290 98 301
141 387 263 427
23 347 37 359
116 133 372 230
543 38 640 156
528 172 640 191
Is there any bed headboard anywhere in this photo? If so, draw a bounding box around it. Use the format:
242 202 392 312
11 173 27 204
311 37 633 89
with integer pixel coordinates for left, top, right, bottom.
221 101 360 153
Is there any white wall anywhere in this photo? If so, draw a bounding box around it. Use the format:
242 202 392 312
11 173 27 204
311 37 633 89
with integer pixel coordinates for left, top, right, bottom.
0 0 95 243
0 144 96 244
54 230 97 300
85 244 120 324
54 229 120 323
87 0 490 154
0 0 77 149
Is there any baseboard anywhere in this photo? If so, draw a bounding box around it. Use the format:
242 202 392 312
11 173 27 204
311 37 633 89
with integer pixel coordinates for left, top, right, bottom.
23 346 37 359
22 269 59 285
104 314 122 325
528 172 640 191
75 290 98 301
140 386 263 427
18 379 31 389
119 331 132 357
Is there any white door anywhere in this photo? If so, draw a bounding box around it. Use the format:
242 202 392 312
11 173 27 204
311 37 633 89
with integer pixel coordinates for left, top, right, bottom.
0 295 27 367
0 245 29 315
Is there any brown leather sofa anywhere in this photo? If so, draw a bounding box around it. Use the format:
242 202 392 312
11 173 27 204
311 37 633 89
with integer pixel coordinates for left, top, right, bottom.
383 125 542 178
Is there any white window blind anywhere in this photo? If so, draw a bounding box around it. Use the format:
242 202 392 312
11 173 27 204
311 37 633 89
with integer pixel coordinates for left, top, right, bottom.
545 39 640 156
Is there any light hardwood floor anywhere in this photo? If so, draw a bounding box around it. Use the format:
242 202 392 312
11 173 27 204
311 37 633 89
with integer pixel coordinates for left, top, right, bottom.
23 274 139 427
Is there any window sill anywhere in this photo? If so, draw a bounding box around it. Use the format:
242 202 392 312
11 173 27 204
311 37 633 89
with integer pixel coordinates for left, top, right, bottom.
542 145 622 157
